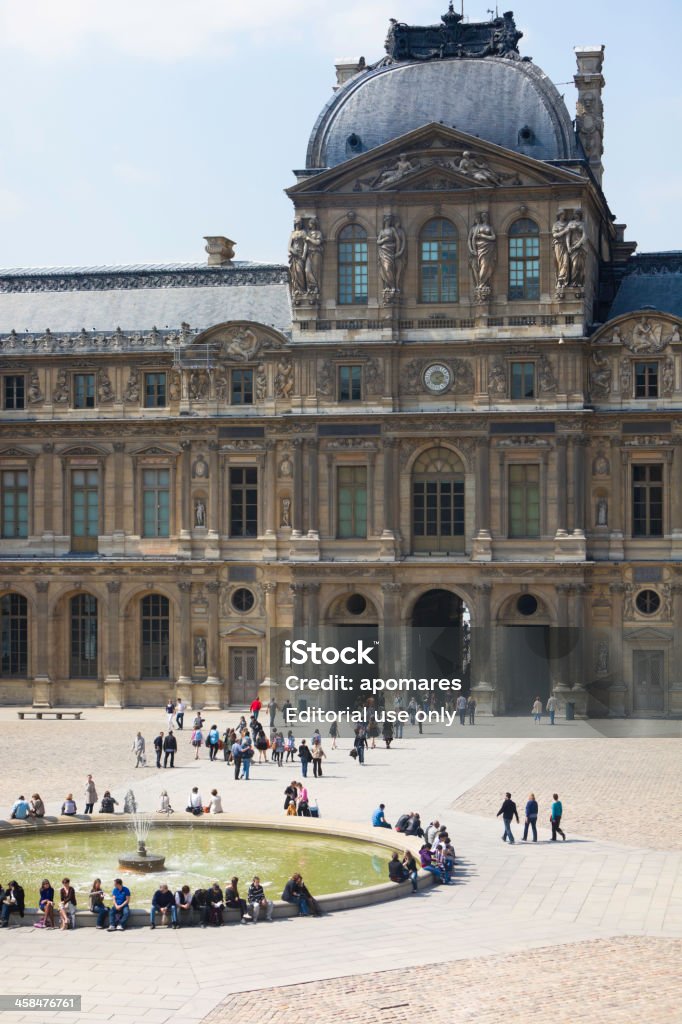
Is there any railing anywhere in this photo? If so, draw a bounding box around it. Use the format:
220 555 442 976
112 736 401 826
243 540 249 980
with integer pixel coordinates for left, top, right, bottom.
298 313 577 332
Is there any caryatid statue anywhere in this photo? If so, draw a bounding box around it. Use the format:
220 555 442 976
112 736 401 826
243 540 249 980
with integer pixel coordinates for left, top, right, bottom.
303 217 324 301
377 214 406 304
288 217 307 299
467 211 497 302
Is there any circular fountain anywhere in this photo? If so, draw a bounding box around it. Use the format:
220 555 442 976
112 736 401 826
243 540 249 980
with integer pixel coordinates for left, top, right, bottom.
118 812 165 873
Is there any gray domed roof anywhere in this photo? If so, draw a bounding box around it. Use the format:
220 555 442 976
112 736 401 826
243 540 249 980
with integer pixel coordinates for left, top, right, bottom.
307 57 579 169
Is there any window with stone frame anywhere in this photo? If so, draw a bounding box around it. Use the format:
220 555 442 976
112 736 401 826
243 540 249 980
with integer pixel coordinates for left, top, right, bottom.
230 368 254 406
510 361 535 399
508 463 540 538
140 593 170 679
634 362 659 399
70 593 98 678
411 448 465 553
338 365 362 402
1 469 29 538
70 467 99 552
508 218 540 300
419 218 458 303
632 463 663 537
144 372 167 408
0 593 28 677
3 375 25 410
73 373 96 409
338 224 368 305
142 467 171 538
337 465 367 538
229 467 258 537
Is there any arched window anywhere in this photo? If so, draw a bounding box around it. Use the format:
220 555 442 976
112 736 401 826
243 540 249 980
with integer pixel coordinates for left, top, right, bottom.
412 448 465 553
419 219 458 303
508 218 540 300
70 594 97 678
141 594 170 679
0 593 27 676
338 224 368 305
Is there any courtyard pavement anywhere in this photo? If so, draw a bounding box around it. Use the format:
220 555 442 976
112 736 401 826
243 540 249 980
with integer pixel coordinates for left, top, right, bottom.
0 708 679 1023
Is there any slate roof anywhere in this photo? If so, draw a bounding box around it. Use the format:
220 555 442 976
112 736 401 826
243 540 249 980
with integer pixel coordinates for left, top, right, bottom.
307 57 580 169
0 262 292 334
608 253 682 320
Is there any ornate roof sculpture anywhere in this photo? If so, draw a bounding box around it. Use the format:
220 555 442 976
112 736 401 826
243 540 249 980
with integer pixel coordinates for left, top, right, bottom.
384 5 524 62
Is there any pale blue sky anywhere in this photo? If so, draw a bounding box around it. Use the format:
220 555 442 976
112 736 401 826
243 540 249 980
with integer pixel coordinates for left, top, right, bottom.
0 0 679 268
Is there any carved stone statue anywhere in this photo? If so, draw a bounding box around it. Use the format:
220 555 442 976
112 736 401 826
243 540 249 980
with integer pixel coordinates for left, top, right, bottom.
553 208 586 298
169 372 181 401
595 639 609 675
488 359 507 396
223 326 260 361
620 358 632 397
377 214 406 304
596 497 608 526
375 153 417 188
28 372 43 404
662 358 675 396
567 210 586 290
452 358 474 394
214 374 227 401
98 370 115 402
552 210 571 299
194 500 206 527
194 636 207 668
303 217 324 301
280 497 292 528
538 355 557 394
278 457 293 479
401 360 423 394
53 369 68 404
589 351 611 398
453 151 510 186
467 211 497 302
189 370 209 401
123 369 140 403
317 360 334 396
365 358 383 396
592 453 610 476
274 359 294 400
255 363 267 401
288 217 308 299
628 317 664 354
623 584 635 621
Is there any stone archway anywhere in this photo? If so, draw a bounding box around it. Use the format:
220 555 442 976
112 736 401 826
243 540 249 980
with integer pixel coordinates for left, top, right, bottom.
410 589 471 695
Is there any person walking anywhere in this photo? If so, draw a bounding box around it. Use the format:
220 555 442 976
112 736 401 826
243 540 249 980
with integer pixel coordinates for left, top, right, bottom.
285 731 296 762
311 741 326 777
267 698 278 728
298 739 313 778
550 792 566 840
353 728 365 764
165 698 175 729
154 731 164 768
207 724 220 762
240 732 254 780
191 725 203 760
497 792 519 844
328 720 338 749
382 721 394 749
163 730 177 768
467 695 477 725
84 775 97 814
231 737 243 780
132 732 146 768
522 793 539 842
546 694 557 726
532 697 543 724
456 693 467 725
175 698 186 731
394 696 404 739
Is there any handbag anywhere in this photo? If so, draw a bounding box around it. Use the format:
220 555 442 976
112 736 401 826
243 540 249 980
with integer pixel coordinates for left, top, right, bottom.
349 748 358 758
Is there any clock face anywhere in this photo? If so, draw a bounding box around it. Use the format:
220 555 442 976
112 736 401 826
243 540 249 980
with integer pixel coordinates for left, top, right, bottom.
423 363 452 393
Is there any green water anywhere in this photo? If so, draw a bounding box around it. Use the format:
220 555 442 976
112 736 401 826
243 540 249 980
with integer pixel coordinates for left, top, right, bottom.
0 826 394 907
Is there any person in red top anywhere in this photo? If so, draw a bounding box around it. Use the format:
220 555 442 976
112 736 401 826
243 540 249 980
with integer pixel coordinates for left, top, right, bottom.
250 698 262 720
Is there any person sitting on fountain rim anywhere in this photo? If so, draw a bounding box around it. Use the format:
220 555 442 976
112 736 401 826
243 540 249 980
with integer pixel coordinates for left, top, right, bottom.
175 885 192 927
282 873 319 916
99 790 118 813
108 879 131 931
247 876 273 922
187 787 203 815
224 877 252 922
207 883 225 926
150 883 178 929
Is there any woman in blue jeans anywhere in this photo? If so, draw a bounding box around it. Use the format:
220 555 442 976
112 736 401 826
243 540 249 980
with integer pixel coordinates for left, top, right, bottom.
523 793 539 842
89 878 108 928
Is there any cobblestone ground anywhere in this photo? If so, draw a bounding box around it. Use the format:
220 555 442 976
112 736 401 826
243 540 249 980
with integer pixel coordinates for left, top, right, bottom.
453 738 682 850
203 937 682 1024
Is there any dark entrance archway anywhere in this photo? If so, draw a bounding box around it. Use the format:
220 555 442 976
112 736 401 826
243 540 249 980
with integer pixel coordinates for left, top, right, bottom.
410 589 470 693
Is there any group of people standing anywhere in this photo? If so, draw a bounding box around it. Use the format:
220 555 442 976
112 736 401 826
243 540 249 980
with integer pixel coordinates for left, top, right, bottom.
497 792 567 843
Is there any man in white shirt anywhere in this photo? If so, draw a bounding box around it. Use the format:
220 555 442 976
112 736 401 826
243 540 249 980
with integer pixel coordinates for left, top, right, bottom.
175 698 186 731
188 788 203 815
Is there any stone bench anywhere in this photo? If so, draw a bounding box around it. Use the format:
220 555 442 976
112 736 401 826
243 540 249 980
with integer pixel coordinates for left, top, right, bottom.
17 711 83 720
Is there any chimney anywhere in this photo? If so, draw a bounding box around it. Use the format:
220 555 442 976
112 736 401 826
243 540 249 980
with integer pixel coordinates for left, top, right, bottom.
204 236 236 266
574 45 605 185
333 56 366 90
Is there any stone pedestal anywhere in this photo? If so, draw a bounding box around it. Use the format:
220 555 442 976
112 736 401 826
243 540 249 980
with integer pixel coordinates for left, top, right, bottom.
608 530 625 560
470 679 494 715
379 530 398 561
554 530 586 561
471 529 492 561
32 676 53 708
202 678 223 710
289 535 320 561
103 675 125 708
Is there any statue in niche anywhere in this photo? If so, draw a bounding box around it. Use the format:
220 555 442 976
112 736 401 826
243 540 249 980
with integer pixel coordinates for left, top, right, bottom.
214 374 227 401
567 210 586 290
620 359 632 397
662 358 675 396
194 636 207 668
169 372 181 401
595 640 609 676
255 363 267 401
28 372 43 404
194 499 206 527
552 209 571 299
596 498 608 526
189 369 209 400
538 354 557 394
98 370 115 402
623 584 635 620
553 208 586 297
303 217 324 301
488 359 507 396
53 369 68 404
377 214 406 304
280 497 292 528
288 217 308 299
592 453 610 476
123 369 140 403
274 359 294 399
317 360 334 396
589 351 611 398
365 358 383 396
467 211 497 302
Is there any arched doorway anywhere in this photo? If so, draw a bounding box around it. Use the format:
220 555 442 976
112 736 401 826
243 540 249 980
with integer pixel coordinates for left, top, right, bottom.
410 589 470 695
497 593 555 712
323 592 379 710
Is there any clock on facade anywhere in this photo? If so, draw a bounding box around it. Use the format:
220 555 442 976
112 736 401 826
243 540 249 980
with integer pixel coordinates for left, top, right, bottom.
423 363 452 393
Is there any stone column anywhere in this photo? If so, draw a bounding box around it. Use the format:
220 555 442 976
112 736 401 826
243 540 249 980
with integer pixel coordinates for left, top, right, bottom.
569 583 588 714
292 439 303 537
305 582 320 630
470 582 494 713
609 437 625 559
32 580 52 708
176 581 193 702
306 439 319 539
103 580 124 707
179 442 192 543
111 442 126 555
550 583 572 713
607 582 626 715
203 581 223 709
262 582 278 695
208 442 221 538
382 439 398 536
380 582 402 681
290 583 306 633
671 439 682 556
472 439 492 560
554 437 568 536
572 437 586 535
367 452 376 537
264 441 277 536
41 443 54 538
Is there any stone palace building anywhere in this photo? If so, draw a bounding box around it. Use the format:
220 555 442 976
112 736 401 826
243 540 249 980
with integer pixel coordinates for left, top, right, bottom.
1 6 681 716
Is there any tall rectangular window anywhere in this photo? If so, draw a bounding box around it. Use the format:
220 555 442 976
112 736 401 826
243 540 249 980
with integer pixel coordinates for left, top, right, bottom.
229 467 258 537
632 464 663 537
338 225 368 305
231 369 254 405
1 470 29 538
338 365 362 402
71 468 99 551
73 373 95 409
141 594 170 678
508 464 540 538
634 362 658 399
142 468 170 537
508 219 540 300
144 373 167 408
0 594 28 677
337 466 367 538
3 376 25 410
510 362 535 399
70 594 98 678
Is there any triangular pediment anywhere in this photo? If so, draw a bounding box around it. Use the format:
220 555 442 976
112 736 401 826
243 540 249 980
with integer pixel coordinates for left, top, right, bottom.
288 123 586 197
220 624 265 639
623 627 672 643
